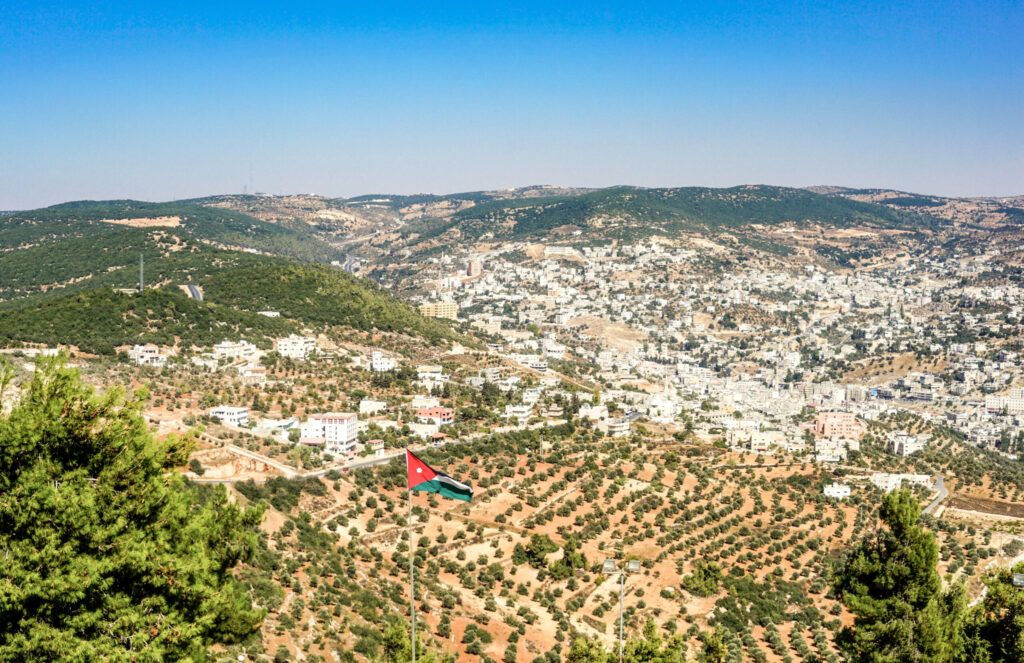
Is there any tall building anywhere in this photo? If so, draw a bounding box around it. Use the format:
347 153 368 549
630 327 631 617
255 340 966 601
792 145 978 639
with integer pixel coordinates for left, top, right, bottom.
299 412 359 455
419 300 459 321
467 259 484 277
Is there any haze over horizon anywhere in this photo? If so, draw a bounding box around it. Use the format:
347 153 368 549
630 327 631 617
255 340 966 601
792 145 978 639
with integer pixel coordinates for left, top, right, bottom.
2 1 1022 209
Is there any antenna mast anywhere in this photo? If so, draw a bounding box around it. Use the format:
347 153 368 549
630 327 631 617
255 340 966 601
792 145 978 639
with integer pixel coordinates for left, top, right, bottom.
139 254 144 293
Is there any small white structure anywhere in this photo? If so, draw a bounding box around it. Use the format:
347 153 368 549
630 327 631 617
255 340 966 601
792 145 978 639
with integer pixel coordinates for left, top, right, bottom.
359 399 388 415
275 335 316 360
258 311 281 318
371 351 396 372
209 406 249 427
300 412 359 455
870 472 932 493
823 483 852 500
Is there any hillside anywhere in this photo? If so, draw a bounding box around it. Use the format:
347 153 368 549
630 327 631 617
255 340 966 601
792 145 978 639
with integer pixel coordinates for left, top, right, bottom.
0 254 459 353
418 185 933 242
0 287 294 355
1 199 339 267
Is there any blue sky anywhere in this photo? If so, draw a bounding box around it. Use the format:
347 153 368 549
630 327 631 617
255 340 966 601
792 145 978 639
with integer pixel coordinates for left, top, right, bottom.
1 1 1021 208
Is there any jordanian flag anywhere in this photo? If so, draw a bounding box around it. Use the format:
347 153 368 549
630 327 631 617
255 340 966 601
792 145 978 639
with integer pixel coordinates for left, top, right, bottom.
406 449 473 502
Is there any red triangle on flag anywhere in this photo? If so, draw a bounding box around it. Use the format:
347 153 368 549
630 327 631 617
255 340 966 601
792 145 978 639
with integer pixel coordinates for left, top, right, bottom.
406 449 438 490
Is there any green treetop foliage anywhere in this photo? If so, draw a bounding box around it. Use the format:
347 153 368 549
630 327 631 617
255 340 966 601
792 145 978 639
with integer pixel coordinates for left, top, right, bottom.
832 489 966 662
0 357 264 660
680 560 723 598
962 561 1024 662
564 620 686 663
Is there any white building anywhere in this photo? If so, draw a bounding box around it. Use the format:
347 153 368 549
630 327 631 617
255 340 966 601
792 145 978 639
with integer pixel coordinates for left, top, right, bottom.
869 473 932 493
578 404 609 422
300 412 359 455
371 351 397 372
411 395 441 409
603 418 631 438
209 406 250 427
275 335 316 360
213 340 259 361
823 483 852 500
417 365 448 390
505 404 533 426
128 344 167 367
359 399 388 415
986 389 1024 415
888 432 927 457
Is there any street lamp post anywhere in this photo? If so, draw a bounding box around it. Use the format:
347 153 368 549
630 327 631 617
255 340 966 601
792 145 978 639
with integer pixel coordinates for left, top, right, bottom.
604 558 641 663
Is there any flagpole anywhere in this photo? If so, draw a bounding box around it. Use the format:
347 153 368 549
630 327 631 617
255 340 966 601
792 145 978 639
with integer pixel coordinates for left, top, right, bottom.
408 452 416 663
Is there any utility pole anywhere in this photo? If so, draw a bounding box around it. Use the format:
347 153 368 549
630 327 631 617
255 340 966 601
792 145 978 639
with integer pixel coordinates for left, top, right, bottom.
618 571 625 663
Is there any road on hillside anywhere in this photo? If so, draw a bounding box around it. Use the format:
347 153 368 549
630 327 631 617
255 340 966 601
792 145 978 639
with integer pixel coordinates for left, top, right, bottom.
924 475 948 515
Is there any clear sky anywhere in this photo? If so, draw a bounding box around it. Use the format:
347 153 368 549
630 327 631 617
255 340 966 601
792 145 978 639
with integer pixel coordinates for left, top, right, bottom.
2 1 1021 209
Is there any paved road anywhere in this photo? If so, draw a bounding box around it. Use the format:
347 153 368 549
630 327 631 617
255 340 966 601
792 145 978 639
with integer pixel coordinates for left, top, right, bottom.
924 475 948 515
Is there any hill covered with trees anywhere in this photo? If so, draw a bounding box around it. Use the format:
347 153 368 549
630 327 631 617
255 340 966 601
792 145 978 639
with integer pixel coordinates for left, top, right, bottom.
398 185 938 246
0 253 459 353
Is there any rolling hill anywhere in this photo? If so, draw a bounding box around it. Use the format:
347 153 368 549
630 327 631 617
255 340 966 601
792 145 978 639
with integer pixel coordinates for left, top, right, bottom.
446 185 935 238
377 186 942 263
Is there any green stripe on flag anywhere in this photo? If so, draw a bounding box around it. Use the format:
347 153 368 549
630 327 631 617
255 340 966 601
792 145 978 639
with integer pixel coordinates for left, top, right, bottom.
412 474 473 502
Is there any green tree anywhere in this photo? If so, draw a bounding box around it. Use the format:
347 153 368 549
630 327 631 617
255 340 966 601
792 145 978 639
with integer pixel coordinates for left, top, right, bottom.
961 561 1024 662
624 619 686 663
833 489 965 662
565 636 609 663
695 627 729 663
0 357 264 660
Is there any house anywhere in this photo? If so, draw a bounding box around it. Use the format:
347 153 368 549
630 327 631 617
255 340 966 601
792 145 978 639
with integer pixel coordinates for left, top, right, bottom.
128 344 167 367
888 432 927 457
416 365 448 390
209 406 249 427
213 340 259 361
578 404 609 422
300 412 359 455
823 483 852 500
237 365 267 385
411 395 441 409
371 351 396 372
603 417 631 438
368 439 385 456
505 403 533 426
416 407 454 426
275 335 316 359
870 473 932 493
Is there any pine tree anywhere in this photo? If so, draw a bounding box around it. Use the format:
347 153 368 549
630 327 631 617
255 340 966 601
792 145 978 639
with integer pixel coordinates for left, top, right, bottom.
832 489 965 662
0 357 264 660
